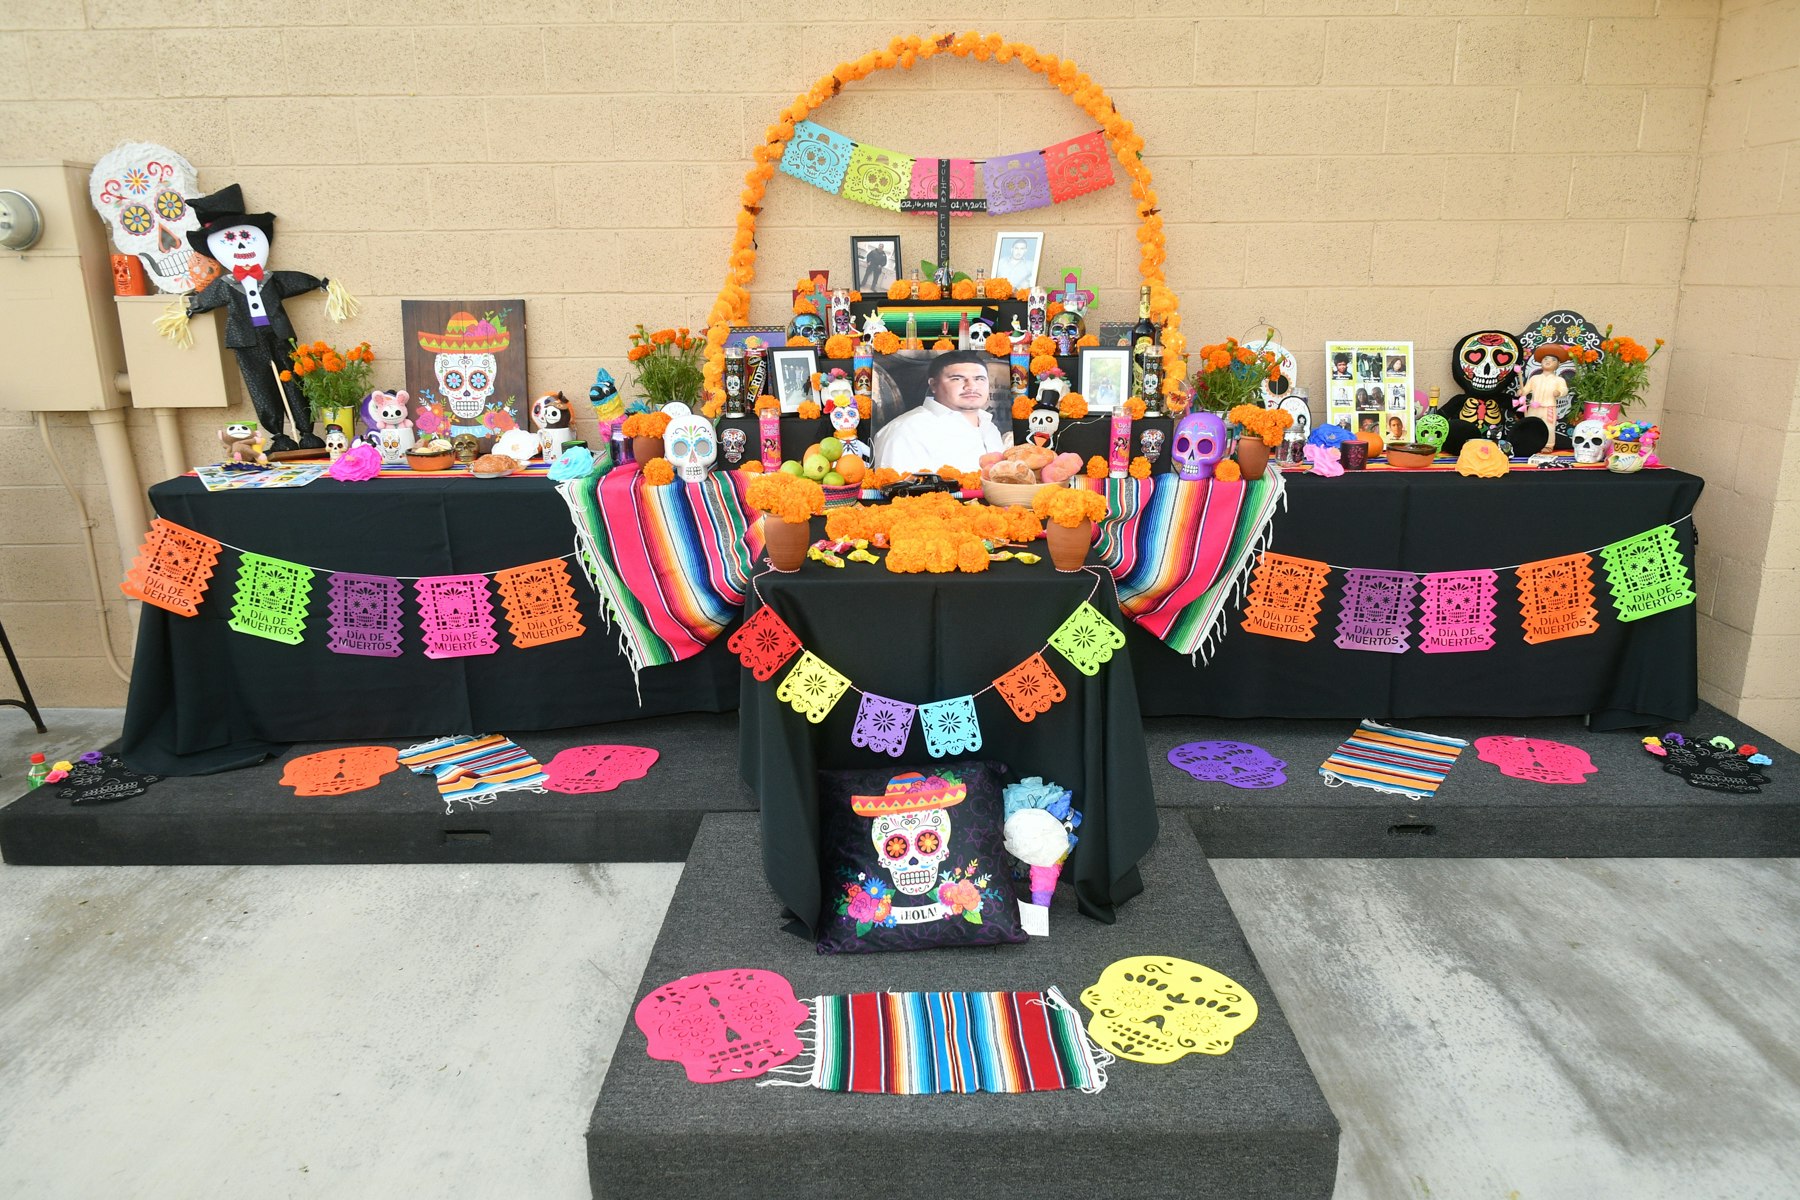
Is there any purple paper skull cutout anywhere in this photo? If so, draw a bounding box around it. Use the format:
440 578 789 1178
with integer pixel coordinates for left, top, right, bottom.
1168 740 1288 789
1171 412 1227 480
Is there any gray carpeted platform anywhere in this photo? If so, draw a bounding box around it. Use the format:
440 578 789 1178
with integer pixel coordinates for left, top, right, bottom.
587 811 1338 1200
1150 702 1798 857
0 714 750 866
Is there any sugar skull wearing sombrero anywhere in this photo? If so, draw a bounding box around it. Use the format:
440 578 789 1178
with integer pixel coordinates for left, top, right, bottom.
419 310 512 435
851 772 966 896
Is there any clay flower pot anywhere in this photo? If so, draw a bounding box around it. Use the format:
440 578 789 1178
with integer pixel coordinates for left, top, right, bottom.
763 515 811 572
633 436 664 465
1044 518 1093 573
1235 435 1270 481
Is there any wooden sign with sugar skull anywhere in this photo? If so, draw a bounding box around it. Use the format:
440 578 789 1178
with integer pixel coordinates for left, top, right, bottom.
401 299 529 443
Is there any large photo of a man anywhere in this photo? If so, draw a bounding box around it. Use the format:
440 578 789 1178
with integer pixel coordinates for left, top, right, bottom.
871 349 1011 474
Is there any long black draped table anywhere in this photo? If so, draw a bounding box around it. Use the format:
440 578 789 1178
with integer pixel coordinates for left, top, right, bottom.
1130 466 1704 729
736 555 1159 937
118 474 740 775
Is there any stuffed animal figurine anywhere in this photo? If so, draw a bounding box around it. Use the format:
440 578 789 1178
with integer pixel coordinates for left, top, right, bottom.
218 422 267 466
532 391 575 458
164 185 357 452
1435 329 1522 457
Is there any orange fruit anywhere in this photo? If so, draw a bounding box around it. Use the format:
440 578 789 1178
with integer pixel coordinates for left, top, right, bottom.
836 455 866 484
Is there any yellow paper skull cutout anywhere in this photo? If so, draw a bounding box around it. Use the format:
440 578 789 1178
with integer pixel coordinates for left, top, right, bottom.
1080 955 1258 1064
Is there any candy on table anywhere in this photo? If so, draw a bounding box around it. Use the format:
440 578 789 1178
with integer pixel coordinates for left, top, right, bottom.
847 548 879 564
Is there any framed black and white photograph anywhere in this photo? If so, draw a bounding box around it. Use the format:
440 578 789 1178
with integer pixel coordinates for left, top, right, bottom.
991 231 1044 291
851 235 900 294
770 347 819 413
1078 346 1131 413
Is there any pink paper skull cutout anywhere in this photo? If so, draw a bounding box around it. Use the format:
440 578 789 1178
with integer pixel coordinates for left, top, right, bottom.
1474 736 1597 785
635 969 810 1084
542 744 658 794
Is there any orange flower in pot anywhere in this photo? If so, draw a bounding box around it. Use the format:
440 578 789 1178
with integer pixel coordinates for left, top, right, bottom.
1032 484 1108 572
621 409 673 464
1226 403 1294 482
745 470 826 571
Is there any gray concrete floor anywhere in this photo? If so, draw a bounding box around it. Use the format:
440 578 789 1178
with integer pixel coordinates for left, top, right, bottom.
2 710 1798 1199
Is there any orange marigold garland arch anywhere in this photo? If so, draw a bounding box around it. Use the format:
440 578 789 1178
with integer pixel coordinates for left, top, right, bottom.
702 31 1186 410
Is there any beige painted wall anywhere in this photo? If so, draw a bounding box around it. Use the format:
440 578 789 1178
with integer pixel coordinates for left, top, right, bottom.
1 0 1784 745
1669 0 1800 745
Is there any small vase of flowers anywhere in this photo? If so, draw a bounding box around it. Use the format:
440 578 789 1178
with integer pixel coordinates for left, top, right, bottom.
625 325 704 410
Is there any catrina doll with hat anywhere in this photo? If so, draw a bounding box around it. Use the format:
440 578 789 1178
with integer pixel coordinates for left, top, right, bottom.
156 184 359 452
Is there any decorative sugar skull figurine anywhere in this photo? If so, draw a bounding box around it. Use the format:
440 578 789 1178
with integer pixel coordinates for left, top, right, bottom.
1035 369 1070 409
661 402 717 482
634 968 811 1085
1415 413 1450 452
786 311 827 350
1171 411 1228 480
967 315 995 345
532 391 574 457
88 142 203 294
822 377 869 461
1027 401 1061 447
323 423 349 461
419 310 511 436
1139 427 1165 462
1048 309 1085 356
1571 419 1608 465
720 426 747 465
851 772 966 898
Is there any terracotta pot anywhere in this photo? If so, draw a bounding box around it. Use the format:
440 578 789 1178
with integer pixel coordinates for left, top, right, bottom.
1235 435 1269 481
633 436 664 465
763 515 811 572
1044 518 1092 573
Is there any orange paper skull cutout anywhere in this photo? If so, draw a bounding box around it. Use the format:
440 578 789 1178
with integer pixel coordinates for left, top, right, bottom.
279 746 400 796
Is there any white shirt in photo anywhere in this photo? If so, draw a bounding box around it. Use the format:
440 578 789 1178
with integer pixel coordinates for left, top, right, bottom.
872 396 1008 475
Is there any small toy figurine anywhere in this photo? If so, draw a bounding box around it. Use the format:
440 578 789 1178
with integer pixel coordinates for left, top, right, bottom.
323 424 349 462
532 391 575 458
589 367 621 423
170 185 357 452
219 422 268 466
360 389 415 464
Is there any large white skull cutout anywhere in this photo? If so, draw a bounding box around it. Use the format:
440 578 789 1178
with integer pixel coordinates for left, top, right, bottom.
436 352 497 423
871 809 952 895
1571 419 1607 464
89 142 202 293
661 402 716 482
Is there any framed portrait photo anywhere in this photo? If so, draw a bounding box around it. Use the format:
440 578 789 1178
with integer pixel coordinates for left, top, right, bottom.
991 231 1044 292
770 347 819 414
850 236 900 294
1078 346 1131 413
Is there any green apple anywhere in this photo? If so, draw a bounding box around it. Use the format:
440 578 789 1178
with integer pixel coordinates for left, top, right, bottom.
801 452 830 480
779 459 803 477
818 436 844 461
822 470 845 486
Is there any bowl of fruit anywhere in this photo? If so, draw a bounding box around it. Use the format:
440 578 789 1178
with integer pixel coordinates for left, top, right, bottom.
778 435 867 508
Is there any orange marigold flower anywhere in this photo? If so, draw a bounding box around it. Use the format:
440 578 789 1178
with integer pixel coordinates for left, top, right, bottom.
702 397 725 420
932 338 954 351
1086 456 1108 479
792 297 818 315
786 335 813 347
737 460 765 475
1032 484 1107 528
321 355 343 372
983 276 1015 300
918 281 942 301
650 329 675 346
886 281 911 300
848 291 862 302
984 333 1012 357
1029 335 1057 358
628 344 653 362
1235 347 1254 365
795 277 816 295
1046 301 1064 319
642 457 677 486
938 463 963 482
797 400 822 420
872 331 901 355
951 278 977 301
1012 395 1034 420
755 394 780 414
279 370 293 382
1125 397 1146 420
1214 459 1242 482
1029 354 1058 376
870 467 901 489
824 334 856 360
1128 456 1151 480
1076 333 1100 348
1058 392 1088 419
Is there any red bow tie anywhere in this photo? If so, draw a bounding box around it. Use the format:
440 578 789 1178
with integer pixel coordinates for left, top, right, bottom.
233 264 265 282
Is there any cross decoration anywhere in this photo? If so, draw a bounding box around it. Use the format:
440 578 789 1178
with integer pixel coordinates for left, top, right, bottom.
901 158 986 281
1056 270 1095 314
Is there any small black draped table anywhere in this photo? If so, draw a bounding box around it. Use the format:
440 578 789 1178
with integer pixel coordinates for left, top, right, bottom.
735 556 1159 938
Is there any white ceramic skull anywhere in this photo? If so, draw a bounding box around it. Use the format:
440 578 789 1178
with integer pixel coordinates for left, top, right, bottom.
435 352 498 422
88 142 202 293
1027 407 1060 446
661 402 716 482
1571 419 1607 464
871 808 951 896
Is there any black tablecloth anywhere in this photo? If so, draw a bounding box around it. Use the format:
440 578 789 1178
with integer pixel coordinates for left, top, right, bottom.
737 555 1159 938
118 475 738 775
1129 467 1704 729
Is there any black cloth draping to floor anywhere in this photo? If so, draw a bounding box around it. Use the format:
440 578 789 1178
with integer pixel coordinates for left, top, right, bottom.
1129 467 1704 730
736 554 1159 938
117 475 738 775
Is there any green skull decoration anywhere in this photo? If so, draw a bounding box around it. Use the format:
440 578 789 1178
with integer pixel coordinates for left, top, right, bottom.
1415 413 1449 452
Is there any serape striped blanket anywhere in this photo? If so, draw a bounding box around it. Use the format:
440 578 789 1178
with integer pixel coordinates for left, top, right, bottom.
557 463 764 679
1088 470 1287 662
397 734 548 813
761 987 1110 1095
1319 721 1468 799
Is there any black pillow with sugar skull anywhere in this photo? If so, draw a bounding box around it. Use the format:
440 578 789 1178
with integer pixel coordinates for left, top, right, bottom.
816 761 1026 955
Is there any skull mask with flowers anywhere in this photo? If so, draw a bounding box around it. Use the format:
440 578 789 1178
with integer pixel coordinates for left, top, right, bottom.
88 142 202 294
661 402 716 482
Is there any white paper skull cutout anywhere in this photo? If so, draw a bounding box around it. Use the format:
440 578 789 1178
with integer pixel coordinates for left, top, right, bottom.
871 809 951 896
661 402 716 482
435 352 497 423
1571 419 1607 464
88 142 202 293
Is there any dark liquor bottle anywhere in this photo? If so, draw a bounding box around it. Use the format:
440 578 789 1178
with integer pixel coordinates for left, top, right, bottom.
1131 284 1156 398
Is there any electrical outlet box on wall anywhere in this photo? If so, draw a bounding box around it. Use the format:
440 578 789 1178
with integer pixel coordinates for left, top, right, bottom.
115 295 231 409
0 162 129 412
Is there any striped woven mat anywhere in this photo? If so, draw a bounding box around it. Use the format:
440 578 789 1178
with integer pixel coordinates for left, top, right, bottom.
1319 720 1469 799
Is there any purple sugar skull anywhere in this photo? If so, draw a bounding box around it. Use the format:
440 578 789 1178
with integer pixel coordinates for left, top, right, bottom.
1171 412 1227 480
1167 740 1288 789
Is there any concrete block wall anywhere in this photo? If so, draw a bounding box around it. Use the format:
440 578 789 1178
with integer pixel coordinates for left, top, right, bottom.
1669 0 1800 745
0 0 1782 746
